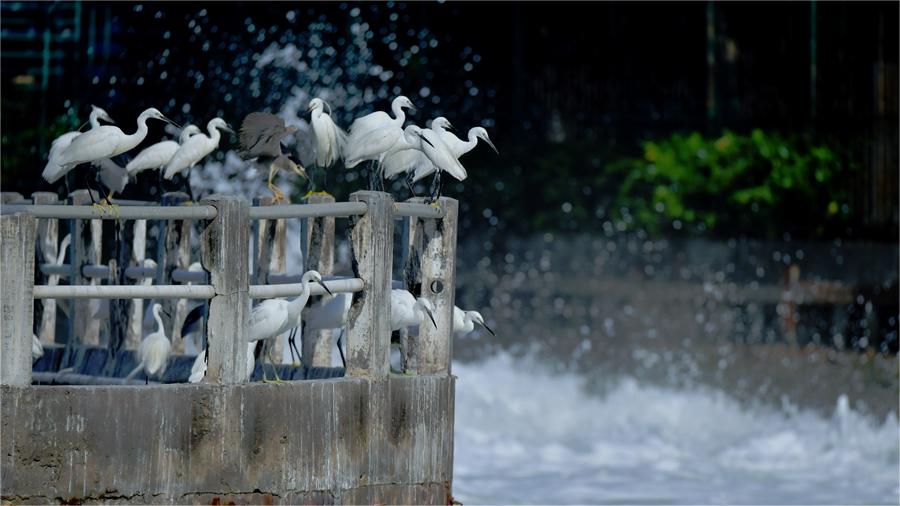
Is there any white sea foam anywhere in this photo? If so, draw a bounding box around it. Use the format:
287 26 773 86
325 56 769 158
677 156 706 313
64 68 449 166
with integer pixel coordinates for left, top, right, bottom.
453 353 900 504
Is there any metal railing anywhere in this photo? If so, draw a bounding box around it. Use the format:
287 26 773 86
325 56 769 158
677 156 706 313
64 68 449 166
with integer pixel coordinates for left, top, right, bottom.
0 190 458 386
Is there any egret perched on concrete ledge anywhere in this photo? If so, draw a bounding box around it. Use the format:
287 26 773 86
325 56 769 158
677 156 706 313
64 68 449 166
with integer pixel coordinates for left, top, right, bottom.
238 111 307 202
126 125 201 176
249 270 332 381
307 98 347 192
415 117 470 201
391 289 437 331
165 118 232 200
125 303 172 384
42 105 115 184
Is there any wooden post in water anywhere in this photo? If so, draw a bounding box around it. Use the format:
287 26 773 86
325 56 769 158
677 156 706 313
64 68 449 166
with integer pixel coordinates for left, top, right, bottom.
346 191 393 377
201 195 250 384
125 219 147 348
32 192 59 344
253 196 287 361
406 197 458 375
159 192 191 351
69 190 102 346
1 213 36 385
303 193 336 367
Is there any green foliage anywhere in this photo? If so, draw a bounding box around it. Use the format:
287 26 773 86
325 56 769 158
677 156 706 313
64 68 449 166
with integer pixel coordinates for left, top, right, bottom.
604 129 857 238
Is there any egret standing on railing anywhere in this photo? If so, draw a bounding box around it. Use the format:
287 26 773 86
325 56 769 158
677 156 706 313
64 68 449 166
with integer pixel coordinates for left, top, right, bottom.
126 125 201 176
307 98 347 193
125 303 172 384
56 107 178 203
412 122 498 192
238 112 308 202
249 270 332 381
416 117 469 201
344 96 416 189
165 118 232 200
42 105 115 185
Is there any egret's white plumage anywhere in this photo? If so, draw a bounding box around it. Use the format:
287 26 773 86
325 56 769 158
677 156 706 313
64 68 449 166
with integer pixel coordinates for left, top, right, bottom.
189 342 255 383
411 120 468 183
126 303 172 382
164 118 231 180
126 125 201 176
413 122 497 183
344 96 415 167
50 234 73 318
93 158 129 195
303 292 353 332
248 270 331 379
43 105 115 183
56 107 172 170
390 289 437 331
308 98 347 167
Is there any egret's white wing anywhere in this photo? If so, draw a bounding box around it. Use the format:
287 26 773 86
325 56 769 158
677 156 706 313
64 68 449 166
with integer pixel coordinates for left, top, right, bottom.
126 140 179 174
165 135 216 179
420 129 467 182
143 335 172 376
42 132 81 183
383 149 432 180
189 350 206 383
59 126 121 166
247 299 290 342
345 125 403 167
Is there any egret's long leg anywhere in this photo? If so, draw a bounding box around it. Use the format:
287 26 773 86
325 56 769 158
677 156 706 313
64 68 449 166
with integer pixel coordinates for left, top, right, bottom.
405 172 418 198
287 327 302 367
185 167 195 202
427 170 442 203
337 328 346 369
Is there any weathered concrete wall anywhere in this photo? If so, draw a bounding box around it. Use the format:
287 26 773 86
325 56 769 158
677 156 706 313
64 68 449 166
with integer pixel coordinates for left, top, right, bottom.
1 375 455 504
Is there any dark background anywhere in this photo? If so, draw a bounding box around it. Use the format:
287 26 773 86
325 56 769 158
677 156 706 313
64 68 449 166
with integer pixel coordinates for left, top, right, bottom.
2 1 897 240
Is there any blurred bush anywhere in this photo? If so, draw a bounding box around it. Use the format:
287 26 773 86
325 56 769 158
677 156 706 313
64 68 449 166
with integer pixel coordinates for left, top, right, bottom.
604 130 858 239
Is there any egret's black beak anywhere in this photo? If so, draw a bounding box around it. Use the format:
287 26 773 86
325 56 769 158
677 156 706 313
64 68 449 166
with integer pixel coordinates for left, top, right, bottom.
478 320 496 336
161 115 182 129
223 124 235 134
484 137 499 155
416 132 435 148
307 105 315 113
447 122 457 131
425 307 437 328
316 279 334 297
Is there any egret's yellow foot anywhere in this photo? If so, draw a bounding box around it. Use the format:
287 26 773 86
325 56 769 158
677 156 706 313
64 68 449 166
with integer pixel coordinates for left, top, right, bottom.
303 190 333 200
291 360 301 368
429 201 441 209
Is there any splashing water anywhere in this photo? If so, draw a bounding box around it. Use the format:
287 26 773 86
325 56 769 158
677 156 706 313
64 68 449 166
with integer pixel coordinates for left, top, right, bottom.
453 353 900 504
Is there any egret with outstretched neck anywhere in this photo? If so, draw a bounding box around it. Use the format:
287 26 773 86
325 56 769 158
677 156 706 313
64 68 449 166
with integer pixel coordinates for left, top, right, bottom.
453 307 496 337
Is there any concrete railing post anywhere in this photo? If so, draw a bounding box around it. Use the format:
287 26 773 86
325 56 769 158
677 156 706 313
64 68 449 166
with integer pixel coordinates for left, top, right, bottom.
406 197 458 375
200 196 250 384
303 193 336 367
347 191 394 377
1 213 36 385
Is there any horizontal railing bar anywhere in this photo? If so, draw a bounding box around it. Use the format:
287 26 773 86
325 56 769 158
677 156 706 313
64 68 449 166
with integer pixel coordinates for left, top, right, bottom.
1 204 218 220
393 202 444 219
266 273 354 285
249 202 367 219
41 264 208 283
33 284 215 299
250 277 364 299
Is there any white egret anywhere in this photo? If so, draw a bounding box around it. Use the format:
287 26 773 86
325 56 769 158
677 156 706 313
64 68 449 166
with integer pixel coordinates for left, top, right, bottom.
125 125 201 176
308 98 348 169
248 270 332 381
294 292 353 367
32 334 44 362
125 303 172 384
57 107 176 171
42 105 115 184
412 118 469 200
413 122 498 185
453 307 496 337
391 289 437 331
345 95 415 154
93 158 129 199
188 342 255 383
164 118 232 201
